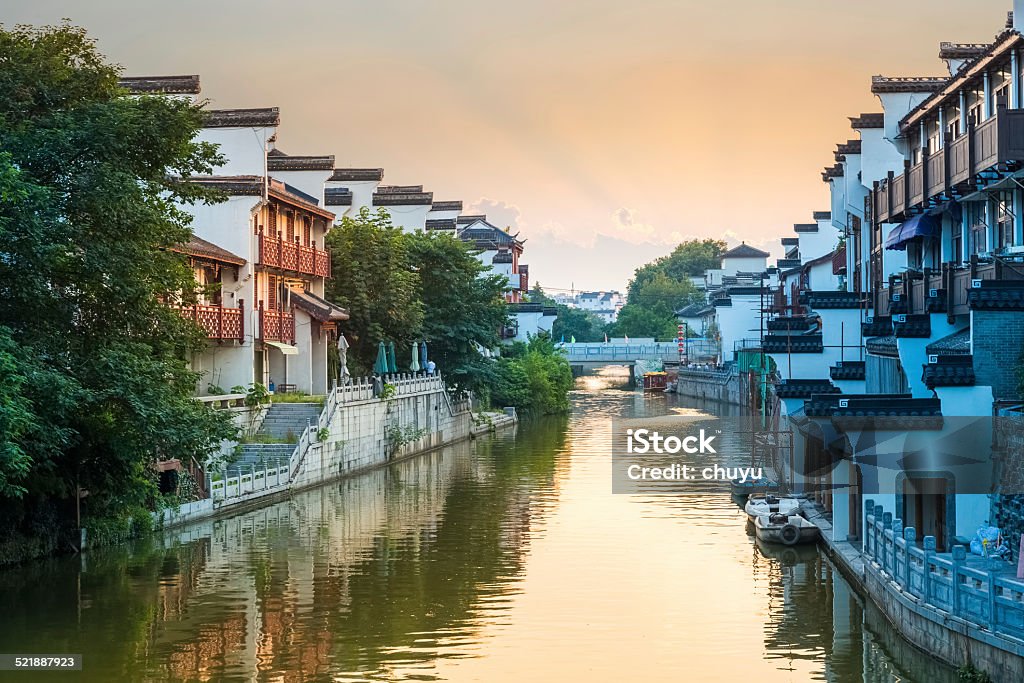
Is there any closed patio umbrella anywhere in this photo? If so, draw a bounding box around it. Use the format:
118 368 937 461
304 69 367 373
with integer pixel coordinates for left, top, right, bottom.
337 334 351 383
410 341 421 372
387 341 398 374
420 341 428 368
374 341 388 375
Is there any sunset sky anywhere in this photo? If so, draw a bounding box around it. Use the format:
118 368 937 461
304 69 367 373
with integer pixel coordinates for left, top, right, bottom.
5 0 1014 291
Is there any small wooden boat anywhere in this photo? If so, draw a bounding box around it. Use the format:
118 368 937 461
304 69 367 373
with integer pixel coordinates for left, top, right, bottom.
642 371 668 392
744 494 801 524
754 513 819 546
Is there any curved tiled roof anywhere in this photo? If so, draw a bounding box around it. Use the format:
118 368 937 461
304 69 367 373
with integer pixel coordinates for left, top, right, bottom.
968 281 1024 310
172 235 246 266
866 335 898 357
862 316 893 338
871 76 947 94
267 152 335 171
330 168 384 182
290 290 348 322
922 357 976 388
938 42 990 60
120 75 200 94
722 243 770 259
324 188 353 206
774 379 840 399
426 218 456 230
762 334 823 353
431 201 463 212
822 164 845 181
849 113 884 129
204 107 280 128
926 328 971 356
892 314 931 338
830 361 866 381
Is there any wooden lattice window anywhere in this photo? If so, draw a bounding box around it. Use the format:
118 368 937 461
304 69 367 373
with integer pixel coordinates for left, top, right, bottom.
267 275 278 310
303 218 311 247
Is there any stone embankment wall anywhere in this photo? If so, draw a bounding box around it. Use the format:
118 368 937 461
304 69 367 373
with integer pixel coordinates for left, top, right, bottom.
159 377 502 529
673 367 747 405
290 375 473 490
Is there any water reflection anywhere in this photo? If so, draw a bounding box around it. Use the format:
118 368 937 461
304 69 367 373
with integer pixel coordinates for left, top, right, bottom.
0 366 954 682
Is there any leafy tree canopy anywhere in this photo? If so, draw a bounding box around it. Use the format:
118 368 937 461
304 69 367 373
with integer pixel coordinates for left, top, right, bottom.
628 238 725 301
405 230 509 395
325 208 423 374
0 22 236 550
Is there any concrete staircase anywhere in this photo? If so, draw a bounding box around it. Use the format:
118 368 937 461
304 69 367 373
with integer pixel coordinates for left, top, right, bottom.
228 403 322 476
258 403 322 441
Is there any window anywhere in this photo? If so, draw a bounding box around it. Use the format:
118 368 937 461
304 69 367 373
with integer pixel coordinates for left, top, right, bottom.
951 216 963 263
286 212 295 242
966 201 987 255
268 274 278 310
995 190 1015 250
303 218 311 247
907 241 923 270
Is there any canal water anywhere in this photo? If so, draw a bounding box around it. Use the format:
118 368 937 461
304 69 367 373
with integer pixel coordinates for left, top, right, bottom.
0 368 957 682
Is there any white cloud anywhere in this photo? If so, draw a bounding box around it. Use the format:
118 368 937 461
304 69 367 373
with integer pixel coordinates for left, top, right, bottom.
469 197 522 231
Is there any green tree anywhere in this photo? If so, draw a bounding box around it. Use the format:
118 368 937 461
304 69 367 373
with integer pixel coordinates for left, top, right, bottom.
325 208 424 375
405 230 509 394
610 304 678 340
0 22 236 555
552 306 607 343
628 238 725 300
491 334 573 414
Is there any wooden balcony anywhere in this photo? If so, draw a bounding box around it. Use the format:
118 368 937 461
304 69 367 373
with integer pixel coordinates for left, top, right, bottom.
874 105 1024 223
257 232 331 278
260 306 295 344
175 303 244 341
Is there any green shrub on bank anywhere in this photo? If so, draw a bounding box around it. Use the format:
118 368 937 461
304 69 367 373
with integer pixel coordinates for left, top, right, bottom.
490 334 573 415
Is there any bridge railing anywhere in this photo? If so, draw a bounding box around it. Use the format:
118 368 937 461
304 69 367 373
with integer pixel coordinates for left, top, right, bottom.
561 340 719 360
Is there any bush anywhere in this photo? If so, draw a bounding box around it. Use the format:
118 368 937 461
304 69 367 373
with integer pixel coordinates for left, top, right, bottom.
490 335 573 415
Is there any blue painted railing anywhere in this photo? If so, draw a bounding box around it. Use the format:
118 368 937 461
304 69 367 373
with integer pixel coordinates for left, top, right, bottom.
864 501 1024 641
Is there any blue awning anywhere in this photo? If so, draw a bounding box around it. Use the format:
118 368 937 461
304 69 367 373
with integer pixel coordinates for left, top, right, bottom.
884 212 941 250
884 200 961 251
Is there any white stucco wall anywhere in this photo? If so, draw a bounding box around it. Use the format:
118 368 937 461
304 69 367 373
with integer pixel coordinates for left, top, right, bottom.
721 255 767 276
199 126 274 176
271 169 332 205
859 127 906 186
379 203 430 232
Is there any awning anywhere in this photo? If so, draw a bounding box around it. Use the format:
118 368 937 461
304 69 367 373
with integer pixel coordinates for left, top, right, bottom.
884 212 941 250
884 200 961 251
265 341 299 355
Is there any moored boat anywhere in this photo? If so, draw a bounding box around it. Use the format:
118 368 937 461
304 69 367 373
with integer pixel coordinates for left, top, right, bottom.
729 475 778 498
642 371 668 392
754 513 819 546
744 494 801 524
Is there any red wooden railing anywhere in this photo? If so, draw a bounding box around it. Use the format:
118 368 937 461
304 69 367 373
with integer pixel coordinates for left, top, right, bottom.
258 232 331 278
175 302 244 340
259 305 295 344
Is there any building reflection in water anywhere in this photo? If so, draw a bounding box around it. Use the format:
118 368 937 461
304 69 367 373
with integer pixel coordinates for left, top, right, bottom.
0 419 565 683
752 537 958 683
